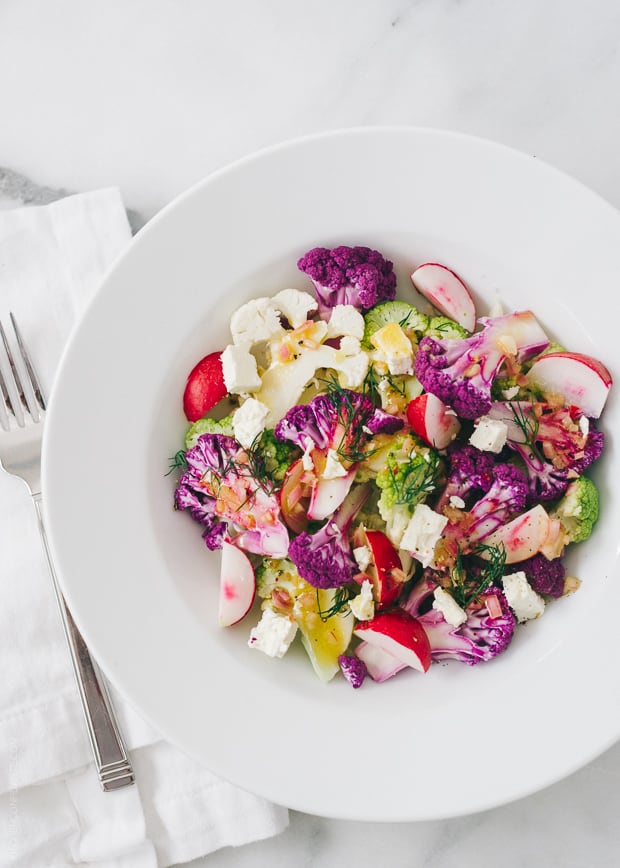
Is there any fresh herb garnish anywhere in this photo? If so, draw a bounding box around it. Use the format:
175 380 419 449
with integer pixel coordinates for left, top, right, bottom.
315 585 354 621
509 402 543 460
448 542 507 609
387 449 441 507
166 450 187 475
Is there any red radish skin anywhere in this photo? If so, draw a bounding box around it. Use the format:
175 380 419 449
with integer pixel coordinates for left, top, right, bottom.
406 393 461 449
526 351 612 419
364 530 404 609
183 351 227 422
218 541 257 626
411 262 476 332
354 609 432 673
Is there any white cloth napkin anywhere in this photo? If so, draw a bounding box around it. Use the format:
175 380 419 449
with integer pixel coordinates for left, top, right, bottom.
0 189 288 867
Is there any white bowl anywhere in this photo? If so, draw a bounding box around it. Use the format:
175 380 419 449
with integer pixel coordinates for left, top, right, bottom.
43 128 620 821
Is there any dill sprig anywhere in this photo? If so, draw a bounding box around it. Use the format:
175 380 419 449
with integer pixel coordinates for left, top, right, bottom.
387 449 441 507
315 585 354 622
449 542 507 609
509 402 544 460
362 365 382 405
166 450 188 476
319 375 379 463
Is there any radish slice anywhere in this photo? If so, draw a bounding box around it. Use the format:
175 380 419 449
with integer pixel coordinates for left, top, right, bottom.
527 351 612 418
411 263 476 332
218 541 256 626
355 641 408 682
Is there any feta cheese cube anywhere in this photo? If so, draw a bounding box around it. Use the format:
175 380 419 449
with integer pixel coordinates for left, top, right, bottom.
370 322 414 376
433 587 467 627
221 342 261 394
322 449 348 479
352 544 372 573
230 297 284 345
233 397 270 448
449 495 466 509
349 580 375 621
326 304 365 340
502 571 545 622
272 288 318 328
469 416 508 453
248 608 298 658
400 504 448 567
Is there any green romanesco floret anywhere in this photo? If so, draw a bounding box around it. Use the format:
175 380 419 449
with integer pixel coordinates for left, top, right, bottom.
375 437 443 545
255 557 306 601
256 429 299 482
424 315 468 341
362 300 428 348
550 476 600 543
184 414 234 449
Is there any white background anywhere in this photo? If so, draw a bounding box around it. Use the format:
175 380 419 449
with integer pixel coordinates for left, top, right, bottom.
2 1 620 865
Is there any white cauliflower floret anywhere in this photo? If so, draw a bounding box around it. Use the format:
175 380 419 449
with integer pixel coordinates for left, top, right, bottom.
326 304 365 340
272 288 318 328
230 297 284 345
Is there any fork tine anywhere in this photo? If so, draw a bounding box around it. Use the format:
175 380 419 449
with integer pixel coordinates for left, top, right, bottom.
0 321 25 426
0 361 11 431
10 313 47 411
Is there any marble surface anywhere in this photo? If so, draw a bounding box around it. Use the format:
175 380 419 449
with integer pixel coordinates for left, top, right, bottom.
3 0 620 865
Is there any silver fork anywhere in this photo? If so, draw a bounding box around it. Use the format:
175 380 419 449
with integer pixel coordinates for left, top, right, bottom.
0 314 134 792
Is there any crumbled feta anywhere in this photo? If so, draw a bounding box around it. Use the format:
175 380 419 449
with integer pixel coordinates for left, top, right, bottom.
370 322 414 376
579 415 589 436
502 571 545 622
230 297 284 345
272 288 317 328
352 544 372 573
233 397 270 448
400 504 448 567
469 416 508 453
248 608 298 658
449 495 466 509
349 580 375 621
221 342 261 393
326 304 365 340
339 335 361 357
322 449 348 479
433 587 467 627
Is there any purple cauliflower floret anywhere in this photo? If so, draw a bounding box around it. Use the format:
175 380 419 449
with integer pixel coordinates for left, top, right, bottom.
275 389 375 456
487 402 605 502
404 578 515 665
174 433 289 557
174 478 227 549
436 443 496 510
366 407 404 435
288 484 370 588
297 245 396 317
520 554 565 598
463 463 529 546
338 654 367 688
414 311 549 419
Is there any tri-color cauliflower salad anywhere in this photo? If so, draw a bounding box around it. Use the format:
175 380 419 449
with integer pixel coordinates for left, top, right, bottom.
171 246 612 688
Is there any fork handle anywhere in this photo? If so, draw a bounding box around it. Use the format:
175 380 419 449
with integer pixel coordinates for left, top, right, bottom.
33 494 135 791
